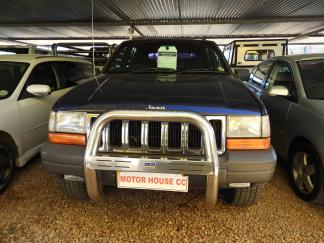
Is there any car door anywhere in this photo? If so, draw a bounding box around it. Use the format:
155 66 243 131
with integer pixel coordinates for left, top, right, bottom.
260 60 298 156
17 62 68 154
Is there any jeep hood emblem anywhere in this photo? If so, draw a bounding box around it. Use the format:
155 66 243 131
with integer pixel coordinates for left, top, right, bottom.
147 105 166 110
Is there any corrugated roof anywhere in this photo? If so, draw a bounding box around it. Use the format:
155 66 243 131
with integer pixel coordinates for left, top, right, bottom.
0 0 323 43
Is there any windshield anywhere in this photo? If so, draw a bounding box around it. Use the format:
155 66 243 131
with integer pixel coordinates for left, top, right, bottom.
298 59 324 100
104 41 228 74
0 62 29 99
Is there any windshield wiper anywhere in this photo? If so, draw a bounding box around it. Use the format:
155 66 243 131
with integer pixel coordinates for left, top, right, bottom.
178 68 226 74
129 67 177 73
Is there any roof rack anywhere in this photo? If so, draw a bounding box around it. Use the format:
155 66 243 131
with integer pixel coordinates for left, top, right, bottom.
0 45 50 55
51 42 118 68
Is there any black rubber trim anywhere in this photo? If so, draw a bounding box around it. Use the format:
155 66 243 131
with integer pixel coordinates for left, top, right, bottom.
41 142 85 177
41 142 277 188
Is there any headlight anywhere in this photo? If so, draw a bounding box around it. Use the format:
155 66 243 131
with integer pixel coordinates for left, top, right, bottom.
261 115 270 137
49 111 87 134
227 115 270 138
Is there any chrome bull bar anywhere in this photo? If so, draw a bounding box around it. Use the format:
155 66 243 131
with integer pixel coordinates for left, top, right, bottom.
84 110 219 207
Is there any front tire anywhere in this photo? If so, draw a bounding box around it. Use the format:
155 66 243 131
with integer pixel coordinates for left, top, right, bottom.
222 184 264 206
289 143 324 203
60 178 88 201
0 142 15 193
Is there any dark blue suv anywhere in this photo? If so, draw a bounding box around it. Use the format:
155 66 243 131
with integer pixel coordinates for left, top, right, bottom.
41 39 276 207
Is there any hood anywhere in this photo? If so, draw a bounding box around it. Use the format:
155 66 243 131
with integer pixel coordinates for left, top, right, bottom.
0 96 12 104
311 99 324 109
53 73 264 115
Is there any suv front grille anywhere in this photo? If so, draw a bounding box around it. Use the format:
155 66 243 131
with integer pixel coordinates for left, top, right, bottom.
89 116 226 155
168 122 181 149
128 121 141 147
210 120 222 150
148 121 161 148
188 124 202 149
109 120 122 147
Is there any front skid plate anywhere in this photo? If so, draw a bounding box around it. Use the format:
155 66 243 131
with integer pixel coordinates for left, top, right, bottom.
86 155 214 175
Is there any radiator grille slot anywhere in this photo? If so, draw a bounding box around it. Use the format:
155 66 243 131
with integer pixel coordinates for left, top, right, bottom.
109 120 122 147
129 121 141 148
210 120 222 149
148 122 161 148
188 124 202 149
168 122 181 149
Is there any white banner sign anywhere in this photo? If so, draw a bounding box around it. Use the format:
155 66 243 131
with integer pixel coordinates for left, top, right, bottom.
117 172 188 192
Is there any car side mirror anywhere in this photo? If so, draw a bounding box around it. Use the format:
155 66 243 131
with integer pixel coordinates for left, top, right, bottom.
235 69 250 81
268 85 289 96
26 84 51 97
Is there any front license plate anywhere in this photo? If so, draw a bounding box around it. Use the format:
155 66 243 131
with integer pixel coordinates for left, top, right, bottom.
117 172 188 192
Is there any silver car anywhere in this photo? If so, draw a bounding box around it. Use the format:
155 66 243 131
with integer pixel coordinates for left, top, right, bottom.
245 54 324 203
0 55 92 192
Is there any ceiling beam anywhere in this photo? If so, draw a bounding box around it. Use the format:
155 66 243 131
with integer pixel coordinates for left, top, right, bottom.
289 25 324 42
130 24 144 37
0 38 33 45
0 16 324 28
3 33 324 41
103 2 144 37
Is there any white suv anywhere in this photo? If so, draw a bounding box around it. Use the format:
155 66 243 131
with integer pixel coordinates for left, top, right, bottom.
0 55 92 192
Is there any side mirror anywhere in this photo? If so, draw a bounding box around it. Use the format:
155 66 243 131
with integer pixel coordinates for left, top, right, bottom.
26 84 51 97
268 85 289 96
235 69 250 81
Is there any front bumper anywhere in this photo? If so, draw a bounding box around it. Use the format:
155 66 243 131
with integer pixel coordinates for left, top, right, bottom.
41 142 277 188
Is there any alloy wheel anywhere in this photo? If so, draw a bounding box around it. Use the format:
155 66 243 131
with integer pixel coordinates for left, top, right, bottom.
292 151 316 194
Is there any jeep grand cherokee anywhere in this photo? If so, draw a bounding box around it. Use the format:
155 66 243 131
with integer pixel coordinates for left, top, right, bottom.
41 39 276 207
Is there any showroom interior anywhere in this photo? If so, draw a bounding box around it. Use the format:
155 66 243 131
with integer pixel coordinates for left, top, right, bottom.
0 0 323 242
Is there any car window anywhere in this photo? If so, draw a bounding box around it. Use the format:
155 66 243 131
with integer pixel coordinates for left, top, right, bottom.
248 61 273 87
223 45 232 63
265 61 296 99
105 41 228 74
298 59 324 100
0 62 29 100
107 46 128 72
55 62 93 87
244 50 275 61
27 63 59 91
248 66 257 81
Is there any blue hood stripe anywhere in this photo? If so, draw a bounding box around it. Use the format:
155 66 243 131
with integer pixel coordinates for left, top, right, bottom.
165 105 260 115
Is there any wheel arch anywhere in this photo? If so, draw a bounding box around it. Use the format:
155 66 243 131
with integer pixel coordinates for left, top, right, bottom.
0 131 19 159
288 136 321 164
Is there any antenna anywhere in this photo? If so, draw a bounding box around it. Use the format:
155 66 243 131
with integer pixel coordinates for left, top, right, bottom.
91 0 100 86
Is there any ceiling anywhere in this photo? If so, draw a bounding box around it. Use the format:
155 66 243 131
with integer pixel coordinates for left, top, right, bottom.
0 0 324 45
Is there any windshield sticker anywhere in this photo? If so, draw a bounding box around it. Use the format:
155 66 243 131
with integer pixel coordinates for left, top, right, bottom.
0 90 8 97
157 46 177 70
149 52 196 60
